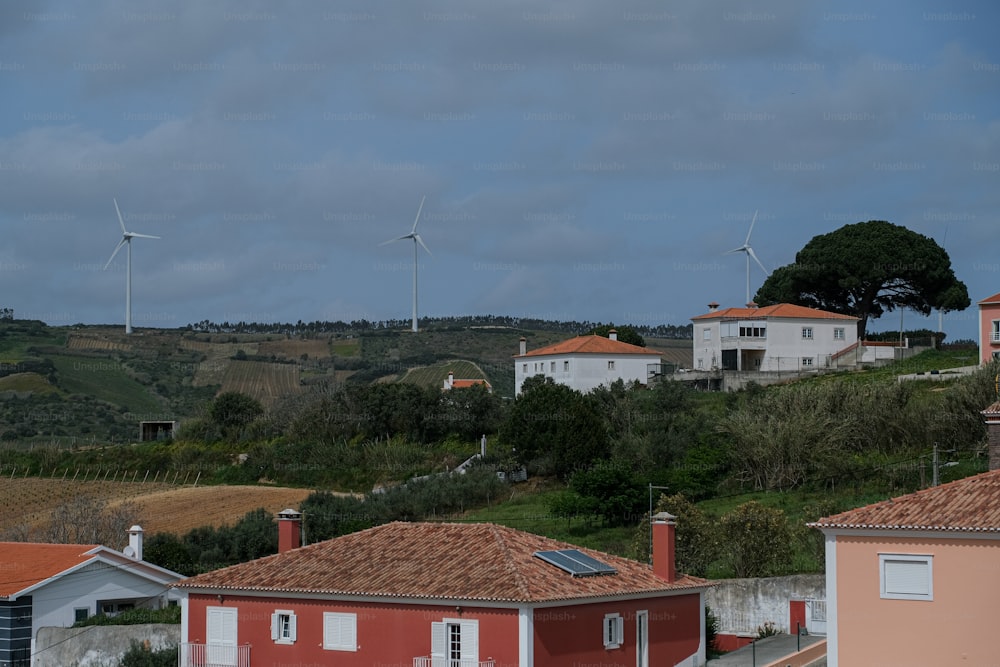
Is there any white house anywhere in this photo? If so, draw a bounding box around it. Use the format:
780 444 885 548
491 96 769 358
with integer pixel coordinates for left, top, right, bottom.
0 526 183 666
513 330 665 395
691 303 859 372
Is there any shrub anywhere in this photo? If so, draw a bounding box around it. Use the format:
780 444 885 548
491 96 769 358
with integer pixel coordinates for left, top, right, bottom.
120 641 178 667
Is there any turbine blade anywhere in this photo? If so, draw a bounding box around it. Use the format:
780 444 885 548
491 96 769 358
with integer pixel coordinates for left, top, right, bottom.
744 210 758 245
747 246 769 275
414 234 432 256
725 246 747 255
129 233 160 239
411 195 426 233
113 198 127 234
379 234 410 246
104 238 127 270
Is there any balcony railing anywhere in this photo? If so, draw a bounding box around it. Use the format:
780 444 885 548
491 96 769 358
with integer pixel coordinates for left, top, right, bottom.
992 331 1000 343
413 658 496 667
178 643 251 667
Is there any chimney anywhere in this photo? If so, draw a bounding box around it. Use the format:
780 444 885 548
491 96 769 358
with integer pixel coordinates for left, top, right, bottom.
746 301 758 309
126 525 143 560
519 337 527 355
982 401 1000 470
707 302 719 313
277 509 302 553
651 511 676 583
608 329 618 341
444 371 454 390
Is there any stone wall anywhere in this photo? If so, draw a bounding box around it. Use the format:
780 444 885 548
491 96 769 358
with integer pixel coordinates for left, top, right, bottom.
706 574 825 636
34 624 179 667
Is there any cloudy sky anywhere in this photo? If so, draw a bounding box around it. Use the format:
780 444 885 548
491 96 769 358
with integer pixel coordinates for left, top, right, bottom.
1 0 997 340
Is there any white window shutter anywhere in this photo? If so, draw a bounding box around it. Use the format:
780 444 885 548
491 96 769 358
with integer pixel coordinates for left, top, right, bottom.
460 621 478 664
289 613 297 642
616 615 624 645
885 559 929 595
603 617 612 648
324 613 339 648
271 612 279 641
342 615 355 650
431 621 445 667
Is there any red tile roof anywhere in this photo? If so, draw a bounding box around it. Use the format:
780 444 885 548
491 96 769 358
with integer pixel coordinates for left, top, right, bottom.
0 542 100 598
176 522 709 603
449 378 491 389
692 303 858 321
810 469 1000 533
515 335 662 359
978 292 1000 305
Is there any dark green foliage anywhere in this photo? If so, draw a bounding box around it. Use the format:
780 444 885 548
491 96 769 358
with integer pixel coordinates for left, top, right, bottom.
631 493 720 577
119 641 178 667
299 491 376 542
755 220 970 336
565 461 645 526
705 606 721 658
585 324 646 347
718 501 792 578
369 465 508 521
73 605 180 627
144 508 277 576
500 376 609 477
208 392 264 442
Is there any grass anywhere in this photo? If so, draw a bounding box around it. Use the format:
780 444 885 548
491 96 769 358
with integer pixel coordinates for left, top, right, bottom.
400 360 489 388
464 482 641 558
807 348 979 387
0 372 59 394
47 354 162 414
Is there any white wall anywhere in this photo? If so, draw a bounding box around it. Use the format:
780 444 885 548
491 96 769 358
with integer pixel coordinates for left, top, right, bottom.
514 352 661 395
692 317 857 372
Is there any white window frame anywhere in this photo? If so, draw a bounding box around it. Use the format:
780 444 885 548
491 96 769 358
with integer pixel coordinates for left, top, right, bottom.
879 554 933 601
271 609 297 645
603 613 624 650
703 327 712 341
992 320 1000 343
607 360 615 370
522 363 527 373
550 361 555 372
802 327 814 340
802 357 813 367
833 327 845 340
563 360 570 372
323 612 358 651
432 618 478 665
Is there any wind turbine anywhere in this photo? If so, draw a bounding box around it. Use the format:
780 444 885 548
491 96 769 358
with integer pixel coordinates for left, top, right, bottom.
104 198 160 335
380 196 430 333
726 210 769 306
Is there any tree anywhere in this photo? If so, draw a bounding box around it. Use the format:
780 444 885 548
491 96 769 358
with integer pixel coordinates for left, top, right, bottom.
586 323 645 347
755 220 970 337
499 376 609 477
209 391 264 442
564 460 646 526
631 492 719 577
718 501 792 578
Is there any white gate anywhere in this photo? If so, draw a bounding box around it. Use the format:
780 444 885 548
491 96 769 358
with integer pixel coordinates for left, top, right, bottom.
805 598 827 636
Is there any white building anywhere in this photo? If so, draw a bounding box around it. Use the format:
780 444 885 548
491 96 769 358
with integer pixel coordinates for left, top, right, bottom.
691 303 859 372
513 330 665 395
0 526 182 666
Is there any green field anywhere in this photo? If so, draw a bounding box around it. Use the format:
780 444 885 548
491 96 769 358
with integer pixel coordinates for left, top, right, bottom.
0 372 59 395
400 360 490 389
47 354 162 413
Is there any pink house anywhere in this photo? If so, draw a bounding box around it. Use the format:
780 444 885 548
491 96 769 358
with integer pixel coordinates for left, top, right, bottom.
978 291 1000 364
811 407 1000 667
174 511 712 667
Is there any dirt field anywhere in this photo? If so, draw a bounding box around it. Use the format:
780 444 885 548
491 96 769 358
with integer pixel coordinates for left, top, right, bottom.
257 338 332 360
0 477 317 537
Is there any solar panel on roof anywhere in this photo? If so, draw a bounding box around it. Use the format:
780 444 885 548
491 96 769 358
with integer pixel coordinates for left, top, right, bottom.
534 549 617 577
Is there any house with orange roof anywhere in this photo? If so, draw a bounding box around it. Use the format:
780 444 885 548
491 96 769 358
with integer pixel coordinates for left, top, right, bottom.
442 370 492 393
513 329 665 395
691 302 859 372
810 404 1000 666
0 526 182 666
174 511 712 667
977 291 1000 364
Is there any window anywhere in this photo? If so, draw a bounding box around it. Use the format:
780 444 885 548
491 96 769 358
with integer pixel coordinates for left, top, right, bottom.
880 554 933 600
802 357 813 367
432 618 478 665
323 612 358 651
603 613 624 649
703 328 712 341
563 360 570 372
833 327 845 340
74 608 89 623
271 610 297 644
550 361 556 372
522 363 527 373
607 360 615 370
802 327 813 339
992 320 1000 343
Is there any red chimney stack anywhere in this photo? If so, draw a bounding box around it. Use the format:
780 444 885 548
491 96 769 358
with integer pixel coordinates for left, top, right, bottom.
652 511 677 583
983 401 1000 470
277 509 302 553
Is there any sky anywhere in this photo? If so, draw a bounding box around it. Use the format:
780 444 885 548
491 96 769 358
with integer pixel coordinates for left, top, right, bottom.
0 0 997 341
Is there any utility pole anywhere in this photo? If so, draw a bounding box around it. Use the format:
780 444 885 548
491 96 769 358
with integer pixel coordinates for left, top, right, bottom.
932 443 939 487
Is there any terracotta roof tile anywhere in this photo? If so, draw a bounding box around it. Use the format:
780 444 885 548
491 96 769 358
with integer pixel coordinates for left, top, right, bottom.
978 292 1000 305
810 469 1000 533
692 303 858 321
0 542 99 598
449 379 491 389
515 335 662 359
176 522 709 603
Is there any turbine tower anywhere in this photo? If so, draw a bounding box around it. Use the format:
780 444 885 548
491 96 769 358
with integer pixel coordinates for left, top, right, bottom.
380 196 431 333
104 198 159 334
726 210 769 306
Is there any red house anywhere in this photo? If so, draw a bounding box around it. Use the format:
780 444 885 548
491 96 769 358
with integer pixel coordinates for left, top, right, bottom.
175 510 711 667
